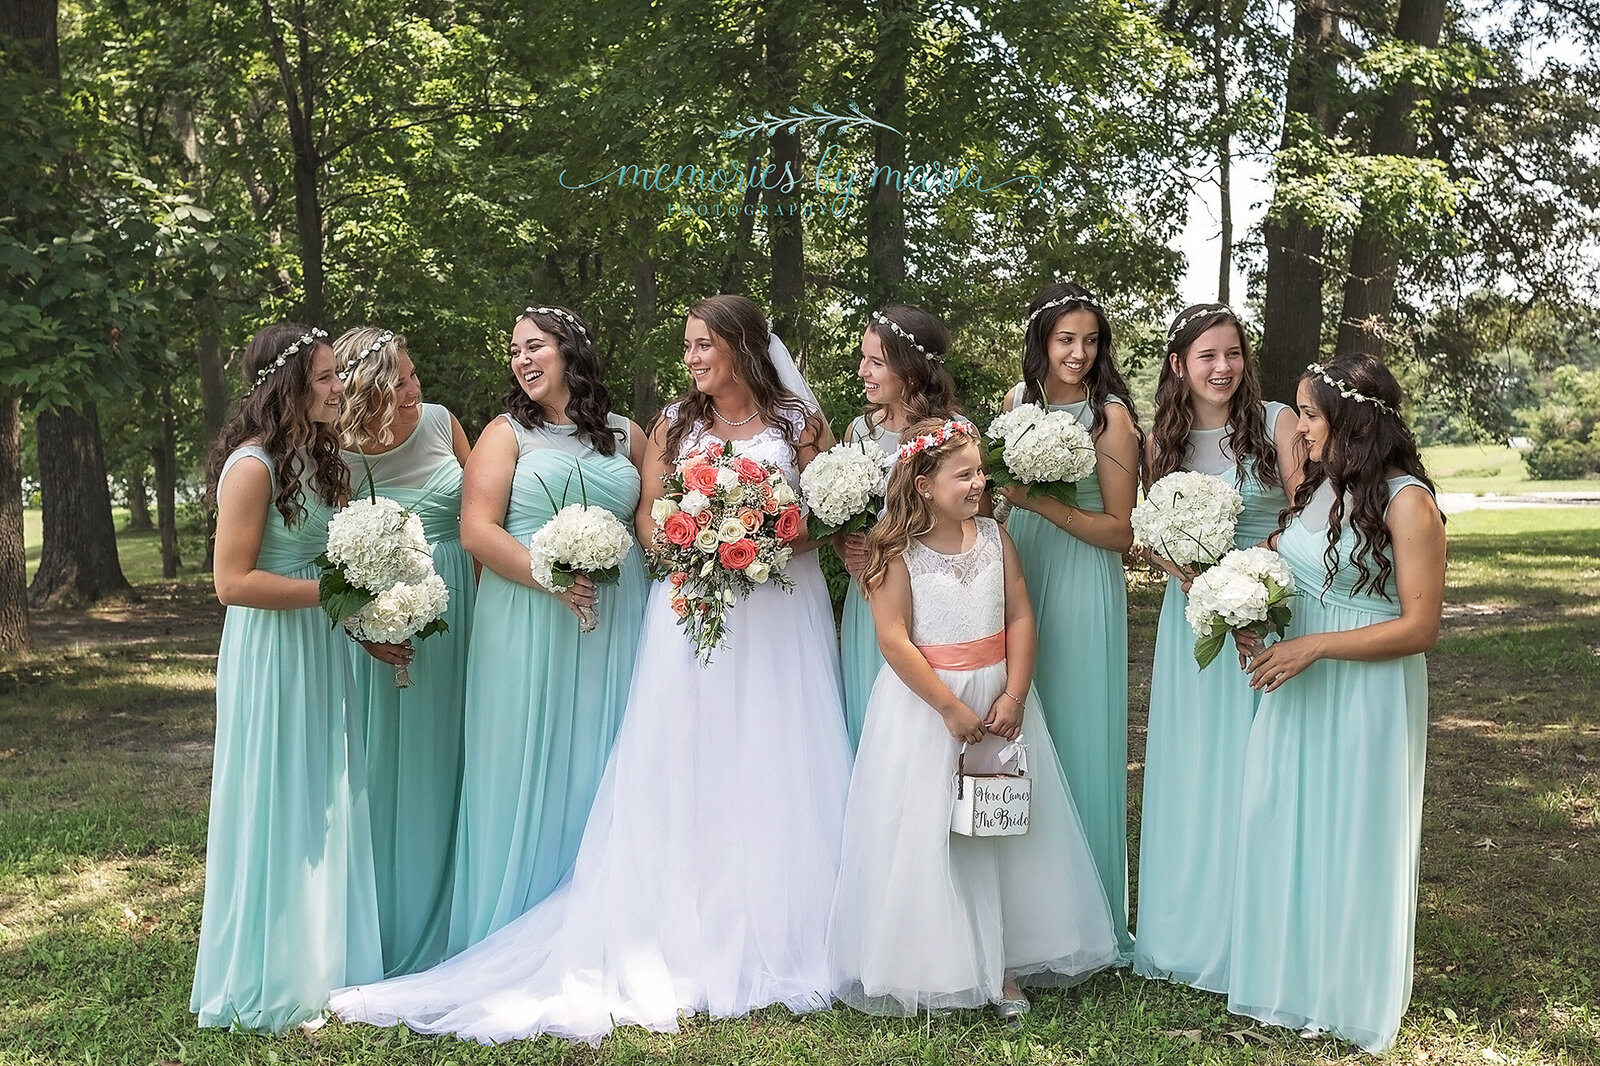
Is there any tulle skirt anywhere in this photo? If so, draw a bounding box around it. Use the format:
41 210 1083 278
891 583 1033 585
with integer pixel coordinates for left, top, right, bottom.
330 553 853 1045
827 659 1118 1014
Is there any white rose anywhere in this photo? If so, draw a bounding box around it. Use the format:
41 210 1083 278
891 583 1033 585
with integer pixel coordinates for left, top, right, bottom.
715 467 740 491
694 528 720 553
717 517 748 543
651 497 679 524
772 480 797 506
680 491 711 516
745 559 770 583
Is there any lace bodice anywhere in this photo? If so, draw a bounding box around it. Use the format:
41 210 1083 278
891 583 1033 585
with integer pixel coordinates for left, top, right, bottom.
667 403 807 488
904 518 1005 646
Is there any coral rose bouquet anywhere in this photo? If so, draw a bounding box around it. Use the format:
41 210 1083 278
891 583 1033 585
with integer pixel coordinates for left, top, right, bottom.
316 495 449 687
1130 471 1244 573
649 441 802 664
1185 546 1295 668
527 469 636 634
984 403 1099 506
798 440 888 539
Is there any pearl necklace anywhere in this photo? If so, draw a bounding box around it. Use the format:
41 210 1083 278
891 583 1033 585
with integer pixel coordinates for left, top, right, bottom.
711 404 760 427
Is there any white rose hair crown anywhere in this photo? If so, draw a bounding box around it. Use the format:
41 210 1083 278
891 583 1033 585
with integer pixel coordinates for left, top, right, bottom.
895 418 978 463
249 327 328 395
518 305 591 342
1306 362 1396 415
337 329 396 381
1166 303 1236 345
870 310 941 362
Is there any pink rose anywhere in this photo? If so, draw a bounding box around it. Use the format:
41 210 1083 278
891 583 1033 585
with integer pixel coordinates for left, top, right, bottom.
731 456 766 485
775 505 803 543
718 538 759 571
663 511 699 548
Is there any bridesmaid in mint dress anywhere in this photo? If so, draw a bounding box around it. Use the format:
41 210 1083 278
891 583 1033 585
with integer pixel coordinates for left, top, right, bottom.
1132 304 1301 990
333 327 475 976
1229 354 1445 1052
838 306 961 749
998 281 1141 958
192 323 384 1032
448 305 648 952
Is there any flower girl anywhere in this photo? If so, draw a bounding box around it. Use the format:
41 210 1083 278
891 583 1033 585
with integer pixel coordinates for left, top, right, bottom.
826 418 1117 1019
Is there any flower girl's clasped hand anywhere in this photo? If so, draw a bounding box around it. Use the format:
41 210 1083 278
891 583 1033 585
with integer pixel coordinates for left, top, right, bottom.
941 703 987 744
984 691 1024 741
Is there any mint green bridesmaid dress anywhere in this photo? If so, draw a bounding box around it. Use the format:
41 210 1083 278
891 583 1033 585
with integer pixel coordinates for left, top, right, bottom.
447 413 647 953
839 414 900 751
1002 388 1133 958
1133 402 1290 990
191 447 384 1032
343 404 473 976
1227 476 1435 1052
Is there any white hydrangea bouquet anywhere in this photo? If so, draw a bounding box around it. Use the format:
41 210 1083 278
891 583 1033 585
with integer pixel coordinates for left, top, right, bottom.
528 499 635 634
1185 546 1295 669
1131 471 1244 572
798 440 888 539
649 440 802 664
984 403 1098 506
317 495 450 687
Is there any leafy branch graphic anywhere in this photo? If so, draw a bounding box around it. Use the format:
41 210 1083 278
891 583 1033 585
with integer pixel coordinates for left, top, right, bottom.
722 103 902 141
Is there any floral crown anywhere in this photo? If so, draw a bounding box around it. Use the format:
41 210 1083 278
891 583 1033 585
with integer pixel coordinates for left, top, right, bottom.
337 329 396 382
1025 289 1104 327
1166 304 1235 345
518 305 590 342
1306 363 1395 415
248 328 327 395
895 419 977 464
870 310 940 362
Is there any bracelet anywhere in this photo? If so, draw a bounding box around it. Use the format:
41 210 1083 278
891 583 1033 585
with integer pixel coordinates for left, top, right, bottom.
999 690 1025 709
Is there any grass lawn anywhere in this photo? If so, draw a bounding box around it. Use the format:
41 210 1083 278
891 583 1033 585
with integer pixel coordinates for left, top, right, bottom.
1423 444 1600 496
1 510 1596 1064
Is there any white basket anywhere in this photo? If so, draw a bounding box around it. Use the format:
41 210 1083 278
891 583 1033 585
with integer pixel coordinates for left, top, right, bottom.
950 738 1030 837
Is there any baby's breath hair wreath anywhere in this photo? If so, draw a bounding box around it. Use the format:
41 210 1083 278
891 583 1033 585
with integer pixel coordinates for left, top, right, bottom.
895 418 977 463
1025 289 1104 327
1306 362 1396 415
870 309 940 361
518 305 591 341
249 328 328 395
1166 304 1234 344
337 329 395 381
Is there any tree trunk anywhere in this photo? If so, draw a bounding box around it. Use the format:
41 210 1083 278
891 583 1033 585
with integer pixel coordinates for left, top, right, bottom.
631 255 661 425
0 0 59 77
155 384 180 578
126 462 153 530
1335 0 1447 357
261 0 325 324
764 17 805 350
866 0 909 307
0 391 30 653
1260 0 1339 403
719 142 763 293
29 405 134 606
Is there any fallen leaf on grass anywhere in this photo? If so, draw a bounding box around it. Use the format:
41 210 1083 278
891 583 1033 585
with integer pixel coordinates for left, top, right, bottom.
1162 1029 1202 1044
1472 837 1499 849
0 749 16 759
1223 1027 1273 1045
1481 1048 1507 1063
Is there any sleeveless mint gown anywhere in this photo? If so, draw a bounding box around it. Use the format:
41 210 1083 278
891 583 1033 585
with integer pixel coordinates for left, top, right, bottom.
191 446 383 1032
839 414 900 751
1133 402 1290 990
343 404 473 976
447 413 647 953
1003 390 1133 958
1227 476 1435 1052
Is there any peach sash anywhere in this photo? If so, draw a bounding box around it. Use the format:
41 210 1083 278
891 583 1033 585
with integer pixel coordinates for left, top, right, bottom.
917 630 1006 671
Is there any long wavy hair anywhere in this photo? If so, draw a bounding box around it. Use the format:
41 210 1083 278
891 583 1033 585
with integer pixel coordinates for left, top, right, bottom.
1279 353 1440 598
659 294 811 461
334 326 407 449
862 305 961 431
861 418 982 594
1020 280 1140 439
507 306 621 457
205 322 350 524
1146 304 1279 489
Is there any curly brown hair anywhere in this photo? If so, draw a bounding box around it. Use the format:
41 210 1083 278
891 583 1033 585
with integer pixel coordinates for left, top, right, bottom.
334 326 407 449
1146 304 1279 490
1020 280 1141 440
861 418 983 594
506 306 622 457
1279 353 1440 599
862 305 961 431
205 322 350 525
658 294 812 461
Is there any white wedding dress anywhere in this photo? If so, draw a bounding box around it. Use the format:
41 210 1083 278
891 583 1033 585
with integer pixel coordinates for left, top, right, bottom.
330 412 854 1045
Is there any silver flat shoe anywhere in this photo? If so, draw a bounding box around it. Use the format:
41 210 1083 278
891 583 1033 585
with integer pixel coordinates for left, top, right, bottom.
994 993 1031 1019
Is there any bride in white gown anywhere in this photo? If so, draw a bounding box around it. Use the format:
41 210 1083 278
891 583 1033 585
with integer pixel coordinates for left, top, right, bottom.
330 295 854 1045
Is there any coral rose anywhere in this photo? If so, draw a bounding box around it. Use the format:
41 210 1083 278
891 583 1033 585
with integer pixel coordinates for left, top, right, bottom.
718 538 759 570
671 596 690 619
683 463 720 495
737 507 762 532
731 456 766 485
663 511 699 547
669 571 688 588
775 505 803 542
